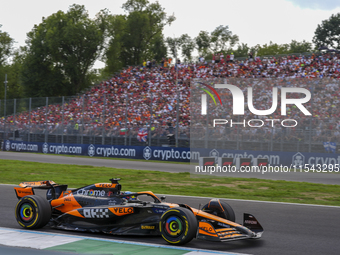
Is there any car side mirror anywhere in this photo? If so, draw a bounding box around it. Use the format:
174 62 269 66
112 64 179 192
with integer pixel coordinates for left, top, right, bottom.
160 196 166 201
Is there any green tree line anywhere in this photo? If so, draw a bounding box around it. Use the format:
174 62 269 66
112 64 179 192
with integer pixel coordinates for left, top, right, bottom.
0 0 338 99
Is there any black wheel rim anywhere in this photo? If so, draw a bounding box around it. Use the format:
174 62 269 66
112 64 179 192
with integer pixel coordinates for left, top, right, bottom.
19 202 35 222
164 215 184 237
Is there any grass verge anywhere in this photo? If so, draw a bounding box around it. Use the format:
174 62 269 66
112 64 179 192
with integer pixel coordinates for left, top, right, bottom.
1 159 339 206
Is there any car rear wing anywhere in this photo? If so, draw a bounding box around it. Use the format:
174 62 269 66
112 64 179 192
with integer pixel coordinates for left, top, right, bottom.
14 180 68 200
17 180 57 188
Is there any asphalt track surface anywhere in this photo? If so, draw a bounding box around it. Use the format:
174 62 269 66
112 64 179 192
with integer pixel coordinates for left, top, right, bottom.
1 151 340 185
1 184 340 255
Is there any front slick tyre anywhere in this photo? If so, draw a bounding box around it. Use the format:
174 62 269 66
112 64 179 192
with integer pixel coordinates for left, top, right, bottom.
160 207 197 245
202 199 235 222
15 195 51 229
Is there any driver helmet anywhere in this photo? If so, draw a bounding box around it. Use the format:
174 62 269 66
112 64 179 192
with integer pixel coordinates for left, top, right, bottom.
122 191 138 201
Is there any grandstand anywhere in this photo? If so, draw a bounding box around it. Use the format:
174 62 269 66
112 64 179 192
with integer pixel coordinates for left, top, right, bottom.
1 52 340 153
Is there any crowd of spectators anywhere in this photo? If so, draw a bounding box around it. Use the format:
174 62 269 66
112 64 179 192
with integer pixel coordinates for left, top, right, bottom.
1 51 340 145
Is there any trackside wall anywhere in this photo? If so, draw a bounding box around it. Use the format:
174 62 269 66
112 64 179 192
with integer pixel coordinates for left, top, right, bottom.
2 140 339 166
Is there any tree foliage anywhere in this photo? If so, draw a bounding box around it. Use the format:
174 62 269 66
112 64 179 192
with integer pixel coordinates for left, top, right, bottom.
250 40 313 57
179 34 196 62
313 13 340 50
165 36 181 59
4 48 25 99
166 34 195 62
149 34 167 62
195 26 239 56
0 25 23 100
102 14 126 75
0 59 24 100
122 0 174 65
0 25 14 67
289 40 313 53
103 0 175 74
253 41 290 56
1 0 319 100
210 25 239 53
234 43 251 58
21 4 105 97
195 31 211 56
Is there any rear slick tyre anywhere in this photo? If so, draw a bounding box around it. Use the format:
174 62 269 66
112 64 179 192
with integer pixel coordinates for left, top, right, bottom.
15 195 51 229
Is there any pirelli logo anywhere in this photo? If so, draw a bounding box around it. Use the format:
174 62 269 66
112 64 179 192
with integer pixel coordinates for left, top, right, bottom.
83 208 109 218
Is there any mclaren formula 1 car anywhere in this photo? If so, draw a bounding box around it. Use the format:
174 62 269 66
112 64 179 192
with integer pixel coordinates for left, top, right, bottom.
14 178 263 245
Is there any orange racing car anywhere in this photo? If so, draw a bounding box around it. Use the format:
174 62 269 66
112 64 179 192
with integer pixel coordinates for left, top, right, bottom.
14 178 263 245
